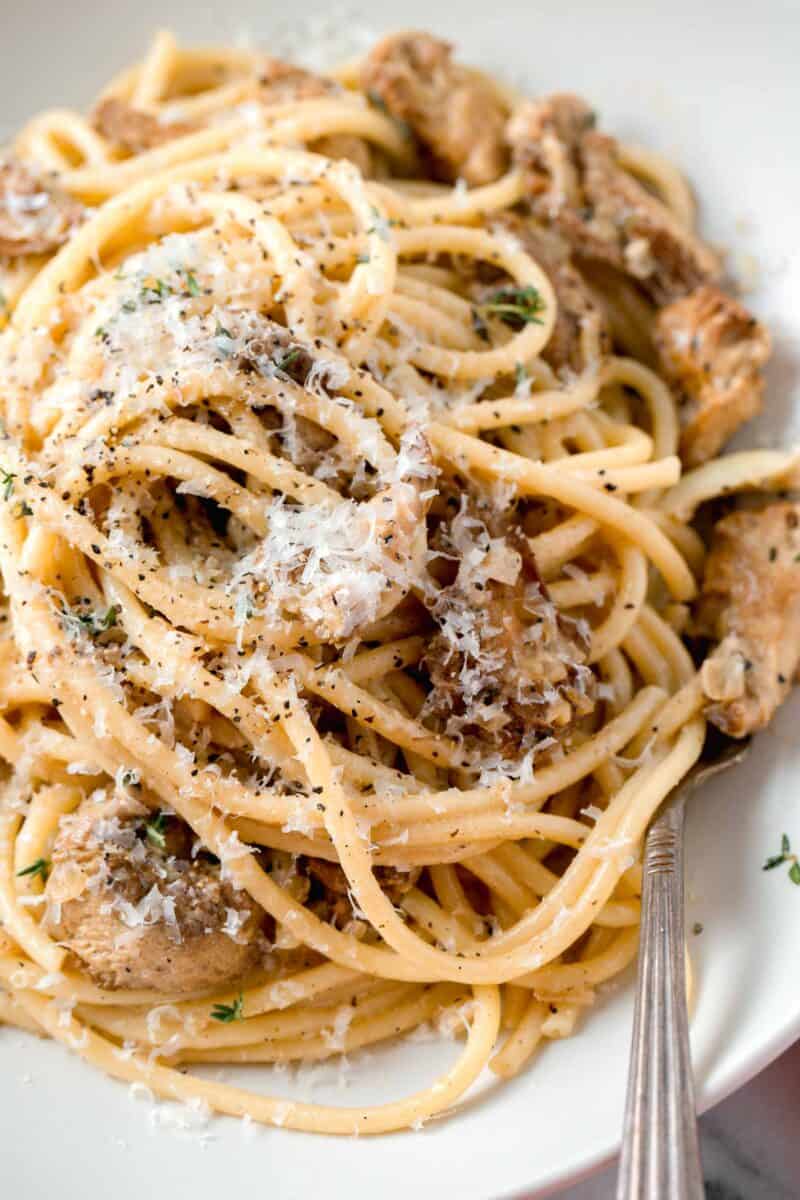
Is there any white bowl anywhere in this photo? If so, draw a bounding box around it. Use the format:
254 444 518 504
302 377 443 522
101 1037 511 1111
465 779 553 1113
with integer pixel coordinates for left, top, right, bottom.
2 2 799 1196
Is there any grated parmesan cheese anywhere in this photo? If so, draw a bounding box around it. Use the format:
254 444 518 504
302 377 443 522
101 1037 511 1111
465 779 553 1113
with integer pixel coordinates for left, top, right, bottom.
321 1004 354 1051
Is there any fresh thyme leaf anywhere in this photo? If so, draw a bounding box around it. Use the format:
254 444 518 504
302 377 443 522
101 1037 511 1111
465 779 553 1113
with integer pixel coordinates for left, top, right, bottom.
76 604 120 636
18 500 33 518
213 321 234 356
278 348 301 372
515 363 527 388
141 278 171 304
482 285 545 329
99 605 119 630
182 270 201 296
210 993 244 1023
763 834 800 884
17 857 50 881
0 468 15 501
145 811 169 850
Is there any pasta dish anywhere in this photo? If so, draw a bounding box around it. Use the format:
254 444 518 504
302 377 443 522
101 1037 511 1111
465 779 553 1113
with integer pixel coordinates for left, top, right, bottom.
1 29 798 1135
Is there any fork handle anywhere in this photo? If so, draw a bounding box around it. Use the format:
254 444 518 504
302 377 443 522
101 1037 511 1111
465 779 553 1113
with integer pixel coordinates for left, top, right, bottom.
616 794 705 1200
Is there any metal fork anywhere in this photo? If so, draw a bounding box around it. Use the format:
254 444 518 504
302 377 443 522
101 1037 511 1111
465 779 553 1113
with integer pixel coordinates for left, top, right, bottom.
616 737 750 1200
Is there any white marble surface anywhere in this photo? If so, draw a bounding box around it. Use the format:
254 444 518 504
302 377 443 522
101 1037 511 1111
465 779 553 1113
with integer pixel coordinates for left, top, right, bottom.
550 1041 800 1199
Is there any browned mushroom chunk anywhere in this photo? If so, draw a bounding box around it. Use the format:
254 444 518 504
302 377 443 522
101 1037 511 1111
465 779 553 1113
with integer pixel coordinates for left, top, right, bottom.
422 487 596 759
696 503 800 737
44 794 266 992
360 32 508 185
94 59 372 173
301 856 421 929
495 212 611 371
506 94 720 304
92 98 196 153
257 58 373 175
0 158 82 257
654 284 772 467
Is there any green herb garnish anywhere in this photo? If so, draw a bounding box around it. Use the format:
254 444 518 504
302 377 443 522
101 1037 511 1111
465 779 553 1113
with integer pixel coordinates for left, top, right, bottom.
515 363 528 389
145 811 169 850
763 833 800 884
100 605 119 629
77 604 119 636
0 468 15 501
182 270 201 296
17 857 50 882
18 500 33 518
482 285 546 329
278 348 301 372
210 993 244 1023
213 322 234 356
141 278 172 304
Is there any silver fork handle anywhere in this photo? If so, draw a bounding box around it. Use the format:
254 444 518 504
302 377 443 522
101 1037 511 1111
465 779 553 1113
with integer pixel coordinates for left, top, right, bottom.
616 794 705 1200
